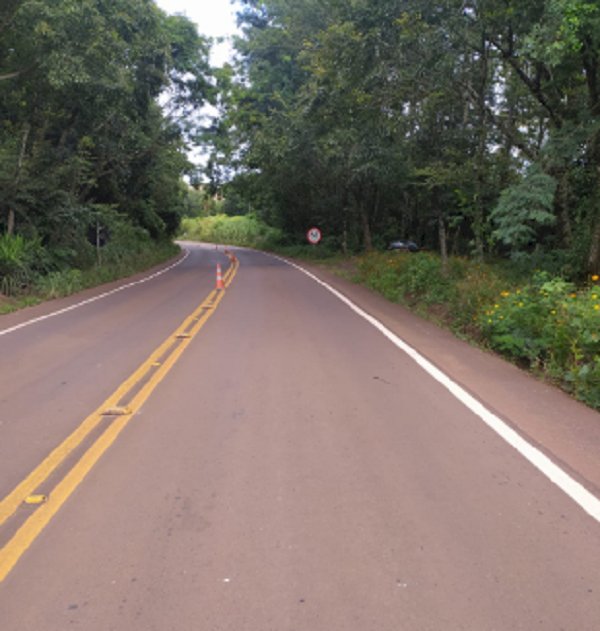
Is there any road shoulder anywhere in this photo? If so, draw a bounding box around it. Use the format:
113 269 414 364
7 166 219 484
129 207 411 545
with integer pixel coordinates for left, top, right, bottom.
299 261 600 497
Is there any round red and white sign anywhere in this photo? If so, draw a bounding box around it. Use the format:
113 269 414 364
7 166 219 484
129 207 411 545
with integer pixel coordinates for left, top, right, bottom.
306 227 322 245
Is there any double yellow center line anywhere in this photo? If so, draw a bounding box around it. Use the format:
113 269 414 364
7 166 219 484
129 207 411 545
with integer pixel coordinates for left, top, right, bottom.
0 255 239 581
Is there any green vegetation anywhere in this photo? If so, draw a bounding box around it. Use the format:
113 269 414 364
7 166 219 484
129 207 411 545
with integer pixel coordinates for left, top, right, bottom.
333 250 600 409
0 0 211 301
480 274 600 408
206 0 600 279
0 229 178 314
351 251 509 332
190 0 600 408
179 214 342 258
180 214 282 249
2 1 599 407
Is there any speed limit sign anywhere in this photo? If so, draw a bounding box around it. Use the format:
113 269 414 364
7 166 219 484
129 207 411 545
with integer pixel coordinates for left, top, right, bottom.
306 227 322 245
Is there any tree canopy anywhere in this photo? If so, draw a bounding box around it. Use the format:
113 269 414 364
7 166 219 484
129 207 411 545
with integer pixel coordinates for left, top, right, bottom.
2 0 599 281
206 0 600 277
0 0 211 270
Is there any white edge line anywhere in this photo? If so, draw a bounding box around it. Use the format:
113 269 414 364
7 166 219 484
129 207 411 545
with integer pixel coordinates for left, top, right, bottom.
280 255 600 523
0 249 190 337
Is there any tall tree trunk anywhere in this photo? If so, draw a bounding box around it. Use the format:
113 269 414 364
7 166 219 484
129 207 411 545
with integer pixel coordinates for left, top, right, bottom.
401 191 410 239
473 155 486 260
341 185 349 255
17 123 30 171
438 211 448 276
7 208 15 235
360 202 372 251
8 122 31 234
352 185 372 251
472 37 489 261
555 173 573 248
588 218 600 274
588 174 600 273
586 146 600 273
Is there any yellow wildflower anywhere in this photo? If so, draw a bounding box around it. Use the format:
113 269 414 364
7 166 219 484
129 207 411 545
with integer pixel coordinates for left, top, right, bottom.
592 274 599 282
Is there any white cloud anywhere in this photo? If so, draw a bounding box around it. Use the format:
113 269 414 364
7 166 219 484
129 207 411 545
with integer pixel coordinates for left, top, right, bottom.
154 0 240 65
155 1 243 172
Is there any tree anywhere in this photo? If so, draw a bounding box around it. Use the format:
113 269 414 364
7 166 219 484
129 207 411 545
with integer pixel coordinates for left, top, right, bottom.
0 0 212 271
206 0 599 276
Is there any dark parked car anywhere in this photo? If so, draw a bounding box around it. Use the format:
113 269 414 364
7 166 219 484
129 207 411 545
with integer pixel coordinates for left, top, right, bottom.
387 239 419 252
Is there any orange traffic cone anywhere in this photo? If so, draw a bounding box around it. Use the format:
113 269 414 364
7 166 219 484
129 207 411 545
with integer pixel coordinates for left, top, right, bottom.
216 263 225 290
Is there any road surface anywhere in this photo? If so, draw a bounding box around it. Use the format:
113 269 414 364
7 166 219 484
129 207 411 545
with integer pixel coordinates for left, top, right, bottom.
1 242 599 630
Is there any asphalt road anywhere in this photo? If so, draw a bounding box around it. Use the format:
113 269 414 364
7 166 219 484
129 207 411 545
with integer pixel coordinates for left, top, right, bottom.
1 242 599 630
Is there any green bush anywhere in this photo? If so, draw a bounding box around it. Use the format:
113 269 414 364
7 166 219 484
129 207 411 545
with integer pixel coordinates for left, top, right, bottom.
355 251 461 307
480 272 600 405
179 213 283 249
0 222 178 309
451 260 508 332
398 253 457 304
0 234 49 296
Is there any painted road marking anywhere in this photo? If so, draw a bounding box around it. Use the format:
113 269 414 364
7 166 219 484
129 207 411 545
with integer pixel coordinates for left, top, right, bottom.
284 258 600 523
0 255 239 581
23 495 47 505
0 250 189 338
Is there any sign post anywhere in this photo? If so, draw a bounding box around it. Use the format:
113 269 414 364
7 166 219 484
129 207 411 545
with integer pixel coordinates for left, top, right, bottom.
306 227 322 246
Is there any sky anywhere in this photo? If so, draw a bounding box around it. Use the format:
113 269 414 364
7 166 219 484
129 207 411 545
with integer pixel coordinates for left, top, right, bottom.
154 0 240 66
154 1 242 169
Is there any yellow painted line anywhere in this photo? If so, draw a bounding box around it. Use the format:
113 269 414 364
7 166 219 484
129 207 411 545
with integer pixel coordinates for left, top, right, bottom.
0 259 238 581
0 290 213 528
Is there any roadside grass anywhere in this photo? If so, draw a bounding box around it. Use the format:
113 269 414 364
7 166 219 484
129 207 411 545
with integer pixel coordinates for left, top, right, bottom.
0 240 179 315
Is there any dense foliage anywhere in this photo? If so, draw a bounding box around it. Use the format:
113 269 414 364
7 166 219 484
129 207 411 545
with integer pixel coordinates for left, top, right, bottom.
207 0 600 278
180 213 282 248
0 0 212 292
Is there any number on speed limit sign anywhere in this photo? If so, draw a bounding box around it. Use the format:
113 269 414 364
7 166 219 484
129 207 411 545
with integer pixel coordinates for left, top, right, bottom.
306 227 322 245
